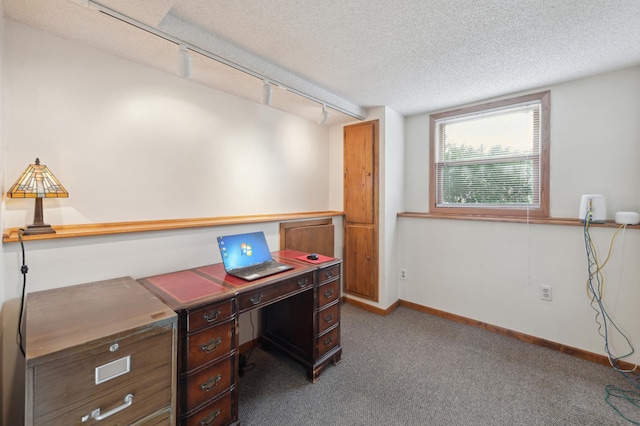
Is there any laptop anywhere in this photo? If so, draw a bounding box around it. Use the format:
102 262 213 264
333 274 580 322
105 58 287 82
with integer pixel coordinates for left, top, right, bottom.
217 231 293 281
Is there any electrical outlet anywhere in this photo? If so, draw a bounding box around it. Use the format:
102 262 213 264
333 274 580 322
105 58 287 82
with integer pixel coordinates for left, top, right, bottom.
400 269 407 280
540 284 552 301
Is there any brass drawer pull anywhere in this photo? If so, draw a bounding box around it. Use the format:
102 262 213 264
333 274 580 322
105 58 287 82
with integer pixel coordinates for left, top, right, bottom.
323 336 334 346
323 288 334 298
82 393 133 422
324 313 334 323
200 374 222 392
201 337 222 353
324 270 335 279
250 294 263 305
297 278 309 287
200 408 221 425
203 309 221 323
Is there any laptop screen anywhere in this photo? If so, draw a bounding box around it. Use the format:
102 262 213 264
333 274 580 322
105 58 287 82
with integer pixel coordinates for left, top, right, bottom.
217 231 273 272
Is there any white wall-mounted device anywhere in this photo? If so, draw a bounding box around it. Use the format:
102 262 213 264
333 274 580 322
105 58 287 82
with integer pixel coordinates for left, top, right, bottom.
579 194 606 223
615 211 640 225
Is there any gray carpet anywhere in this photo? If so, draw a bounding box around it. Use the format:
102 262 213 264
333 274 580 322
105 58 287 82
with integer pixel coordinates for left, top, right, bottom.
237 304 638 425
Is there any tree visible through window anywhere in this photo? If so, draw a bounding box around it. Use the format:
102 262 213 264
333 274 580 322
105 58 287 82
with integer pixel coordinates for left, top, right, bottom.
429 91 550 217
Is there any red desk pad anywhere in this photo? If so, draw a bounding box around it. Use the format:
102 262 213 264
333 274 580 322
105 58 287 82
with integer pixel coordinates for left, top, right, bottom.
143 270 229 304
196 264 250 288
295 254 335 264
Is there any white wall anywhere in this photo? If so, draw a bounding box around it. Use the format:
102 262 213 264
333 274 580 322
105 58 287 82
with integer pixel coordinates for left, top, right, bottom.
3 21 331 227
400 66 640 365
0 21 343 425
381 107 404 307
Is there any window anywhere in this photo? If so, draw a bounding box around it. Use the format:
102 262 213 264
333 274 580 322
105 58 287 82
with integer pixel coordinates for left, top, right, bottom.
429 91 550 217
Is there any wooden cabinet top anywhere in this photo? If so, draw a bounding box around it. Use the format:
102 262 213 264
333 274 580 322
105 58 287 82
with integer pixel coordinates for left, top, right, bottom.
138 250 341 311
25 276 177 367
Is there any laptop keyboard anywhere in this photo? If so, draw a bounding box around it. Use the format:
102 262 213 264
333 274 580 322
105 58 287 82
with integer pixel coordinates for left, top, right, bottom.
239 261 283 276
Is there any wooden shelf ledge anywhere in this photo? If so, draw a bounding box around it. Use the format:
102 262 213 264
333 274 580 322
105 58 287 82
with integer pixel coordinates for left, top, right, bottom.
397 212 640 229
3 211 345 243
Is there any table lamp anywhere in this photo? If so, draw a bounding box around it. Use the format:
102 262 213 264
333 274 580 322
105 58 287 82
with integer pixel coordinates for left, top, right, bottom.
6 158 69 235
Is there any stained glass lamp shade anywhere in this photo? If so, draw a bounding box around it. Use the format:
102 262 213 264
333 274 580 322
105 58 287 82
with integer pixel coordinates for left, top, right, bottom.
6 158 69 235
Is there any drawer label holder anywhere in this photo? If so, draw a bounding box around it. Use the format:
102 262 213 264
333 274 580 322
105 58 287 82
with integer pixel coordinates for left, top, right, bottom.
95 355 131 384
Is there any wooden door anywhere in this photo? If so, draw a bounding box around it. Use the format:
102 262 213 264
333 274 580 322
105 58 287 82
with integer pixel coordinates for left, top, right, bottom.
343 120 379 301
343 224 376 299
344 123 375 224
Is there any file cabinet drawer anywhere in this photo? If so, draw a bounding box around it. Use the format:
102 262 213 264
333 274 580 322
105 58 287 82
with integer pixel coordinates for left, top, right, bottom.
131 408 172 425
34 328 172 417
35 365 171 425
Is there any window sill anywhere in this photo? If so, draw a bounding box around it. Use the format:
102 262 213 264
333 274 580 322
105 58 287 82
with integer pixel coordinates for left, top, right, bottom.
2 211 345 243
397 212 639 229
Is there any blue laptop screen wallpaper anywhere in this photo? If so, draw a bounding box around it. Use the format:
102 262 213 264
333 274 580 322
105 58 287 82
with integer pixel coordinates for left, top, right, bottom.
217 232 272 271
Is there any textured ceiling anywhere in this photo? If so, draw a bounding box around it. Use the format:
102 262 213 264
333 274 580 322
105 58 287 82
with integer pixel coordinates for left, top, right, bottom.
4 0 640 124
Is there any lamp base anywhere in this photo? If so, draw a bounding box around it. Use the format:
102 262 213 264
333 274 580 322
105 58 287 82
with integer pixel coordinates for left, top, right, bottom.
22 224 56 236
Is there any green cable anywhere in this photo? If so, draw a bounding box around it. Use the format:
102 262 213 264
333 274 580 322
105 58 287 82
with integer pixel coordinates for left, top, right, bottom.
605 384 640 425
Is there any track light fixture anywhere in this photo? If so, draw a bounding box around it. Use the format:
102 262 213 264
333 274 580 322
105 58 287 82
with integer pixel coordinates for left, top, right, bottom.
178 44 192 78
318 105 330 126
262 80 273 105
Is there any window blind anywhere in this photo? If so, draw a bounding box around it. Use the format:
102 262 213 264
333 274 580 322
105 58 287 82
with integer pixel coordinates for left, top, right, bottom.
434 101 541 209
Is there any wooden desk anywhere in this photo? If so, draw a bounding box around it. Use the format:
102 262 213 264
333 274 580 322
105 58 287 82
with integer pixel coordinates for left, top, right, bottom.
138 250 342 426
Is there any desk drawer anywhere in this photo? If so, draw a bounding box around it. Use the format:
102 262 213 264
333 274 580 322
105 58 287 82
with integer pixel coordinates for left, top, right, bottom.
34 327 172 419
317 265 340 284
187 300 234 332
183 355 234 413
317 302 340 335
186 321 234 371
184 391 234 426
317 279 340 309
238 272 313 312
316 326 340 359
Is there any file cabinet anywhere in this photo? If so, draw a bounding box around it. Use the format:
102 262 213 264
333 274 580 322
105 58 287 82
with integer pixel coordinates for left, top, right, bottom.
24 277 177 426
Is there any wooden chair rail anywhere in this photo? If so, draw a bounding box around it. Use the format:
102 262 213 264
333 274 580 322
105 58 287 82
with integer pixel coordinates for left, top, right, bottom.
3 211 344 243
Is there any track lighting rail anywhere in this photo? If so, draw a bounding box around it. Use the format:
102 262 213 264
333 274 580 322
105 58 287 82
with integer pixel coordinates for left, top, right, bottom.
76 0 366 121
